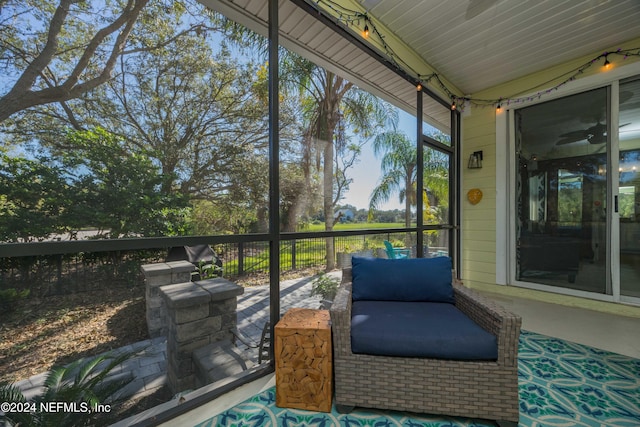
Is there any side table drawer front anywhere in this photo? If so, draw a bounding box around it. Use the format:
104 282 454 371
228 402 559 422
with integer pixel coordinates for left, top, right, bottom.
275 308 332 412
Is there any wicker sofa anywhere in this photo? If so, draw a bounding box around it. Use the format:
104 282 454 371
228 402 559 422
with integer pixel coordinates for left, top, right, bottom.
330 258 521 425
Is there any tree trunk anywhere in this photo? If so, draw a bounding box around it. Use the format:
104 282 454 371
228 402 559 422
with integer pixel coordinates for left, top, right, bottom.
405 178 412 228
405 175 413 248
283 192 305 232
324 136 335 271
318 72 349 271
256 206 269 233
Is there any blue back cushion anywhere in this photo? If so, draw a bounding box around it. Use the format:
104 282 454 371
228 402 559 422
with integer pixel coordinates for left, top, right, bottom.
351 256 454 303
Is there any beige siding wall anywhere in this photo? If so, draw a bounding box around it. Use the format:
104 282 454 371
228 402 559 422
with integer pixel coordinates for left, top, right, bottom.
460 37 640 288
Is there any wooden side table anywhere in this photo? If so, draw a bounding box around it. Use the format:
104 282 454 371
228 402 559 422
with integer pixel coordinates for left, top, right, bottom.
274 308 332 412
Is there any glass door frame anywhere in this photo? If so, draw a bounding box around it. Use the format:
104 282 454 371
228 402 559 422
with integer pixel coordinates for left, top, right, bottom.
499 60 640 306
422 133 457 261
417 90 461 271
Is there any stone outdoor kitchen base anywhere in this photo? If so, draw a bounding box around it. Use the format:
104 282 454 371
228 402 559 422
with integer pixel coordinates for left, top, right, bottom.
141 261 245 394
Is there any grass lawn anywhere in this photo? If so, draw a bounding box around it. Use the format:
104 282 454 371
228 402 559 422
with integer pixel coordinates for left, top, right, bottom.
305 222 405 231
221 223 411 275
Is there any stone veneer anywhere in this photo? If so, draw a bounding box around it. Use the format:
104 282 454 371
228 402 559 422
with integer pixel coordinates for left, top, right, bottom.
141 261 195 338
159 278 244 394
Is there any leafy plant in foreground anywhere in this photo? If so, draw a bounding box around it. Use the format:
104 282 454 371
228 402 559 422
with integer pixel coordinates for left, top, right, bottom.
0 351 135 426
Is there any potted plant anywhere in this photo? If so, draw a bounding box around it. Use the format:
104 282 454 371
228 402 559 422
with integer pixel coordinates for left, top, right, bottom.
337 243 374 268
336 244 353 269
310 273 340 309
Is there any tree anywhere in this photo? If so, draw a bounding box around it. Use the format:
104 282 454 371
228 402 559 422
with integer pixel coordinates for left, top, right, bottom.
0 0 241 124
279 53 394 269
0 153 71 242
60 128 189 238
1 2 280 236
89 35 270 201
369 130 449 228
369 130 417 228
0 0 150 122
0 128 189 242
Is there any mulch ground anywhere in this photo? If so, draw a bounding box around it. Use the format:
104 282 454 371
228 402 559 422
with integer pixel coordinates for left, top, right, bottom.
0 284 154 422
0 285 149 384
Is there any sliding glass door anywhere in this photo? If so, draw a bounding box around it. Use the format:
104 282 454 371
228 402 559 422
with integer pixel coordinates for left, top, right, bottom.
619 77 640 299
515 88 609 294
514 77 640 302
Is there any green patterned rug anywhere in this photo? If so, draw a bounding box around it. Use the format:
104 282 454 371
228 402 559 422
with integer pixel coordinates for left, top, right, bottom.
196 331 640 426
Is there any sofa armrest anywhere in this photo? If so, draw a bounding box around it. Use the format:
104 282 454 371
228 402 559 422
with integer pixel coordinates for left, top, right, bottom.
341 267 352 284
330 281 352 356
454 283 521 367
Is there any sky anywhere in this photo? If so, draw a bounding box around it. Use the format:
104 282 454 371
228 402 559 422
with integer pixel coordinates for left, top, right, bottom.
341 108 448 211
342 109 417 211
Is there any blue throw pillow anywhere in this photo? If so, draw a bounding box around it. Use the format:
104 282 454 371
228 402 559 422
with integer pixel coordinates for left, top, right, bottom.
351 256 454 303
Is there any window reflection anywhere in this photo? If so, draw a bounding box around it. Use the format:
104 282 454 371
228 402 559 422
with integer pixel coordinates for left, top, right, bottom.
515 88 608 293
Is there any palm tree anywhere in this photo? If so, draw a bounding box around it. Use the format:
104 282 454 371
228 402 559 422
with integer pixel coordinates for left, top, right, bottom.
369 131 416 227
280 53 395 269
369 131 449 228
228 27 396 268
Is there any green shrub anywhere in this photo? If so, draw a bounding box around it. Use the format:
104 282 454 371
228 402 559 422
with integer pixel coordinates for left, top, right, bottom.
310 273 340 301
0 288 30 313
193 260 223 280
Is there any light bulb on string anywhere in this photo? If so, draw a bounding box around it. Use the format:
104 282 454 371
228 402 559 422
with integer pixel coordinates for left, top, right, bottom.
416 83 422 91
314 3 640 108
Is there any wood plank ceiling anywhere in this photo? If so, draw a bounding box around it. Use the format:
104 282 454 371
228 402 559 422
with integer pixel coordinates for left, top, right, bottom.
203 0 640 133
203 0 451 133
359 0 640 94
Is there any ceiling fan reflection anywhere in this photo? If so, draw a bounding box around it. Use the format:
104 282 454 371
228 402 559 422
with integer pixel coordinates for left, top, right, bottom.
556 122 631 145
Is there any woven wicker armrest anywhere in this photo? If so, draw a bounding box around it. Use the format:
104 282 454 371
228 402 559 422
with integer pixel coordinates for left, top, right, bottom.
330 281 353 356
341 267 353 284
454 283 521 366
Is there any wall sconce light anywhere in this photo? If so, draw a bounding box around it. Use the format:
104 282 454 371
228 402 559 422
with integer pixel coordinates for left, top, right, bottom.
468 151 483 169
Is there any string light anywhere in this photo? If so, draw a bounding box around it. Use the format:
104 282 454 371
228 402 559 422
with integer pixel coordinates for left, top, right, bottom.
416 83 422 91
496 103 502 112
309 0 640 110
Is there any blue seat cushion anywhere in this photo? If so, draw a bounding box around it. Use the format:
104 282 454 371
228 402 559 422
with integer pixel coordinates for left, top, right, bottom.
351 300 498 360
351 256 454 303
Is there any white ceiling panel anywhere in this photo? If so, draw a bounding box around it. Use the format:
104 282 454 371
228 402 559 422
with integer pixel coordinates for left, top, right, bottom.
204 0 640 134
203 0 425 120
361 0 640 94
